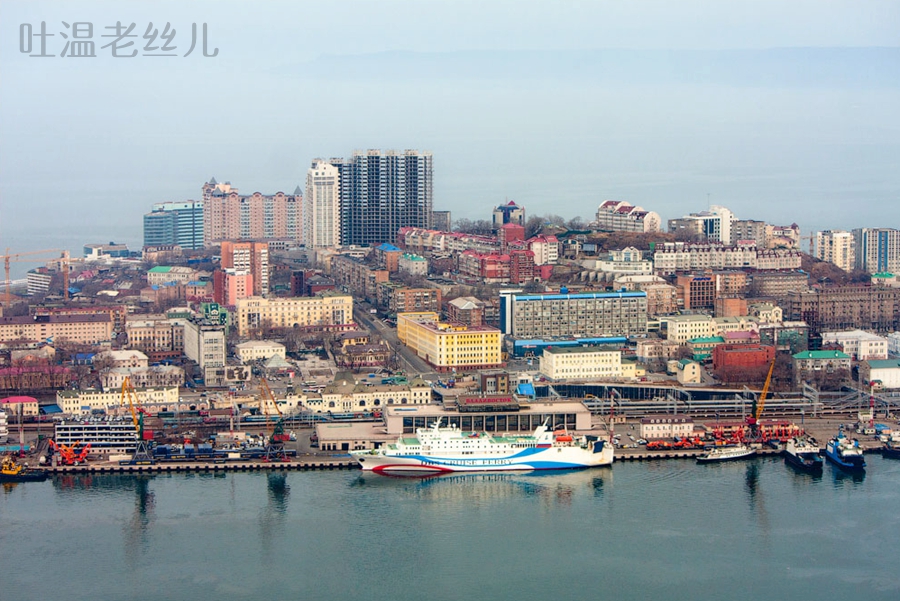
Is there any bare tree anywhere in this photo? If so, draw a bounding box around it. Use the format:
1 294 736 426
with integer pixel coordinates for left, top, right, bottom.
567 216 587 231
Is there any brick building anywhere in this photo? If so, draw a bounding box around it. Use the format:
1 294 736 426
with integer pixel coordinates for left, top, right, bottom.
447 297 486 327
748 271 809 299
376 283 442 314
331 255 389 302
785 286 900 334
712 343 775 374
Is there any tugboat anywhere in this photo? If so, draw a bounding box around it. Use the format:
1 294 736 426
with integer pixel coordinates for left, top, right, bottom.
783 436 823 474
824 429 866 472
696 444 756 463
0 455 48 483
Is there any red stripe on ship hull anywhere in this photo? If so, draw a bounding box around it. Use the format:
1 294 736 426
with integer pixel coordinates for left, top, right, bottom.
372 464 455 474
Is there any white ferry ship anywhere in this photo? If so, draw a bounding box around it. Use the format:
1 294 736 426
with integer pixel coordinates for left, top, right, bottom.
696 444 756 463
351 419 614 474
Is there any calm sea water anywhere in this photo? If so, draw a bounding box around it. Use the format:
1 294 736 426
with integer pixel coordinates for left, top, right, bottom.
2 456 900 601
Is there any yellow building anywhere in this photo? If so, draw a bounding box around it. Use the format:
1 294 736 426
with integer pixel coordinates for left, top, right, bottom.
56 387 180 415
397 312 502 372
539 346 642 381
235 294 354 337
305 372 433 413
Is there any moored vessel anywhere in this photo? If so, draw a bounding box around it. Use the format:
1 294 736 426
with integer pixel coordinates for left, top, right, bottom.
783 436 823 474
880 431 900 459
696 444 756 463
351 419 614 474
1 455 48 483
825 431 865 472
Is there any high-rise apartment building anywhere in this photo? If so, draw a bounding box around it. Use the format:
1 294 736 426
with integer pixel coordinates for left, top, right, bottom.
305 160 341 248
331 150 433 247
815 230 855 272
202 178 303 246
668 205 736 243
143 201 204 250
221 241 269 296
852 228 900 274
213 269 253 306
432 210 452 232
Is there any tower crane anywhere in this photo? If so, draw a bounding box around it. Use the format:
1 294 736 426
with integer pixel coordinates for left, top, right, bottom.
259 378 289 462
1 248 71 304
120 377 155 465
746 356 777 441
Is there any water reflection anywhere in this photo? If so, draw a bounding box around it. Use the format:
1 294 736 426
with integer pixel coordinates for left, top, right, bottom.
744 461 771 541
123 476 155 567
259 471 290 558
52 473 156 495
831 465 866 486
352 468 610 507
267 472 290 514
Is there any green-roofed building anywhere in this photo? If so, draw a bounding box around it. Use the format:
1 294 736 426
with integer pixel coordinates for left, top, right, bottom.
860 359 900 390
792 350 851 387
688 336 725 362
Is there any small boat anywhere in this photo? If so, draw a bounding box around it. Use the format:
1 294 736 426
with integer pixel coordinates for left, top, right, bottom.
783 436 823 474
824 431 866 472
697 444 756 463
0 455 48 483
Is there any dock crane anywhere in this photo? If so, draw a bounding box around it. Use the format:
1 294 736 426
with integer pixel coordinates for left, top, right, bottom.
259 378 289 462
746 356 777 441
48 439 91 466
2 248 71 305
120 377 155 465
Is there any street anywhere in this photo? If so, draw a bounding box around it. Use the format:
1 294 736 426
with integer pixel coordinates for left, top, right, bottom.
352 303 436 378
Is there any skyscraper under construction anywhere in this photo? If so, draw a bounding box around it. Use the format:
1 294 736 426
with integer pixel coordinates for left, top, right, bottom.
331 150 433 247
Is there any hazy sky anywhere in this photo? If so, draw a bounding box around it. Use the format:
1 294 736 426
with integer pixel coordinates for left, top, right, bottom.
1 0 899 268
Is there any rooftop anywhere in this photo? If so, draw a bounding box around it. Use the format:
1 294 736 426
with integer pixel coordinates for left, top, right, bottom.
866 359 900 369
543 345 622 355
398 312 500 334
793 350 850 360
236 340 286 350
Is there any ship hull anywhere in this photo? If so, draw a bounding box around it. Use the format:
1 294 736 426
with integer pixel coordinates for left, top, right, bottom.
353 446 614 473
825 446 866 472
881 446 900 459
0 470 48 483
784 451 823 474
696 445 756 463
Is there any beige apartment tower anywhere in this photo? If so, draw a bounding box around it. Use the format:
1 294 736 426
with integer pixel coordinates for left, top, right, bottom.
306 160 341 248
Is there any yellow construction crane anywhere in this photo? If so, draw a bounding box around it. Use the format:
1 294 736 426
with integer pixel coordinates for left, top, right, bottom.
746 356 777 438
119 377 155 465
1 248 71 304
259 377 289 462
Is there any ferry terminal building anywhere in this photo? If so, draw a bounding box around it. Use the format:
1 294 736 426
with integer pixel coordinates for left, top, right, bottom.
315 398 594 452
